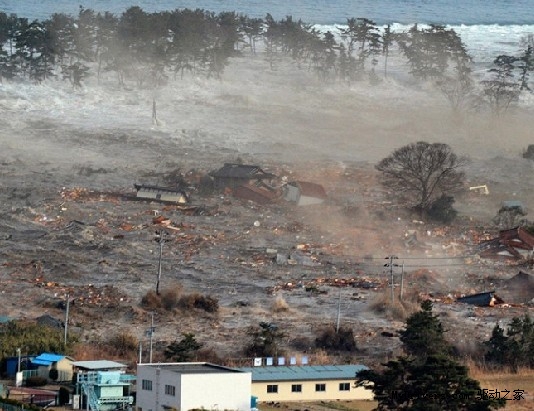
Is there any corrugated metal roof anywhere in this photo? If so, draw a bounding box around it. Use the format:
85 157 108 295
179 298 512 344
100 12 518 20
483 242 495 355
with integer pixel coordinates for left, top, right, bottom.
238 365 368 382
72 360 127 370
32 359 55 366
32 353 66 366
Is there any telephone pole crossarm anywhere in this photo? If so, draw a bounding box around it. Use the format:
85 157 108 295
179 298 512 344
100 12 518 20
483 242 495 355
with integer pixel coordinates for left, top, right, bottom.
384 255 399 302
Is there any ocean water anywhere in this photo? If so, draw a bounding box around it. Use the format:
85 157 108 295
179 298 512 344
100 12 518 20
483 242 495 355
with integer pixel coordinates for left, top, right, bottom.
0 1 533 64
1 0 533 25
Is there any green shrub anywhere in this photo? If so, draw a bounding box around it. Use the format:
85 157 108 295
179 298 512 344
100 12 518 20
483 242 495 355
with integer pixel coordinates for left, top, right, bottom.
107 332 139 356
315 325 357 352
140 290 162 310
427 195 457 223
179 293 219 313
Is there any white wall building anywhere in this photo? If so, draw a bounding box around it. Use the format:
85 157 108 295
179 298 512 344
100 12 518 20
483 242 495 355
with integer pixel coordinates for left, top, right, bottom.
136 362 251 411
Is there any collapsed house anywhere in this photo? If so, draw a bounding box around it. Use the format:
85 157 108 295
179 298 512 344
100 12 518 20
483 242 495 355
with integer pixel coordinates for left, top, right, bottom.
133 184 189 204
283 181 328 206
478 226 534 260
233 183 281 205
209 163 276 190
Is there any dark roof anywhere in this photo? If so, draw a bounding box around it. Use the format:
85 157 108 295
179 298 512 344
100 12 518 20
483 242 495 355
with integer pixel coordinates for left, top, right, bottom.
139 362 244 374
289 181 328 199
457 291 504 306
72 360 128 370
500 200 526 211
35 314 64 329
209 163 275 179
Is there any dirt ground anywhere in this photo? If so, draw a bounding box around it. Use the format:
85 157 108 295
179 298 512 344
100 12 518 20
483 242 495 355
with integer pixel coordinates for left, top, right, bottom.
1 54 534 369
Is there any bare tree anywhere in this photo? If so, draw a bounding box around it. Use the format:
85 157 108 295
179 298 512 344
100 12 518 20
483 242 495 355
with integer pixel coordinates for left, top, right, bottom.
376 141 467 218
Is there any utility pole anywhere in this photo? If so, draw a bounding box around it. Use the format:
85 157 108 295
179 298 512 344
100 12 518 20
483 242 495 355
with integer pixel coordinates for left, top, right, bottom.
400 263 405 300
384 256 399 302
64 293 70 345
16 348 21 373
335 288 341 333
148 312 155 363
138 341 143 364
155 230 168 295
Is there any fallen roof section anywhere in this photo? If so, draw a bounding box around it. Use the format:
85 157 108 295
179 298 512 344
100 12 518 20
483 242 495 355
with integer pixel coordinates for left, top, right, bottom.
457 291 505 307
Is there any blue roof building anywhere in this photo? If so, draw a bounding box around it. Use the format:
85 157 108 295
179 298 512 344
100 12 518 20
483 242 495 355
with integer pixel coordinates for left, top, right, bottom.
22 352 75 383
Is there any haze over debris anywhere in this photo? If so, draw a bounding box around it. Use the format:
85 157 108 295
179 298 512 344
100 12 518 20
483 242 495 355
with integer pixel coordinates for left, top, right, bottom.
0 7 533 367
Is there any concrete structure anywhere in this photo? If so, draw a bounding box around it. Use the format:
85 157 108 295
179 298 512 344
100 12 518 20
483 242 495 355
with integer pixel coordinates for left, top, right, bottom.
238 365 372 403
136 362 251 411
73 361 135 411
284 181 327 206
134 184 189 204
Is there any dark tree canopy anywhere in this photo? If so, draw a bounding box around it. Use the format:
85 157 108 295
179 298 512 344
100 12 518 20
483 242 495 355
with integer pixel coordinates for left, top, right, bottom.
315 325 358 352
400 300 451 361
357 301 505 411
376 141 466 217
244 321 286 357
164 332 203 362
0 320 72 358
485 315 534 371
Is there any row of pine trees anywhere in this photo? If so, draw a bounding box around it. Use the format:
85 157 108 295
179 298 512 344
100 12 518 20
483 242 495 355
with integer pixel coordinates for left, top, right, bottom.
0 6 532 112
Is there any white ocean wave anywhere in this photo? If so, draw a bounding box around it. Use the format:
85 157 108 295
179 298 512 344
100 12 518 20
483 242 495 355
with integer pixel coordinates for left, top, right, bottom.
313 23 534 65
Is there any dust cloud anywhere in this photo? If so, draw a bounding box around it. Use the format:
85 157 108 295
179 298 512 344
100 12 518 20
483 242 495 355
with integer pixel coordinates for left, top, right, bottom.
1 50 533 360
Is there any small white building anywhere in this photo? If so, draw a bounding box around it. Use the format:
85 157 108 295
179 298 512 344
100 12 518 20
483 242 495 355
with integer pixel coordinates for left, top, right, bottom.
136 362 251 411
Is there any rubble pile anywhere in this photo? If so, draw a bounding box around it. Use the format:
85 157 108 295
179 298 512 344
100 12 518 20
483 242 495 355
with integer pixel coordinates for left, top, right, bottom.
1 158 533 362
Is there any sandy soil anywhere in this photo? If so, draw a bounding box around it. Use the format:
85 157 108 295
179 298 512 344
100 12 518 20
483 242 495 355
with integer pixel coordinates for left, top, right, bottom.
1 53 533 366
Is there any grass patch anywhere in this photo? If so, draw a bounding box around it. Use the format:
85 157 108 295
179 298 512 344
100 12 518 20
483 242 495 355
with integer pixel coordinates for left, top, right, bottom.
257 400 377 411
468 361 534 410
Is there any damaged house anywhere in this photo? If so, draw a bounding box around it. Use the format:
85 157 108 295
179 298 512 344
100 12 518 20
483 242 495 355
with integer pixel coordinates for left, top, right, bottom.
233 183 281 205
209 163 276 190
283 181 328 206
134 184 189 204
478 226 534 261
